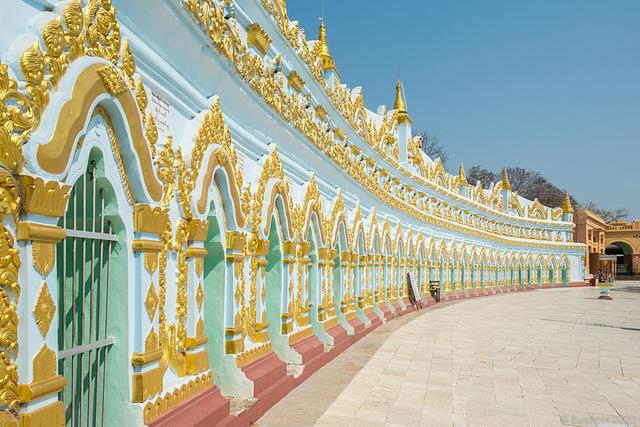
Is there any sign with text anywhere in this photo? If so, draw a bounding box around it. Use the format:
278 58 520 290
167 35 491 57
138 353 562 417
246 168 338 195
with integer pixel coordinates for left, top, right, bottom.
150 91 170 134
407 271 421 301
236 150 246 175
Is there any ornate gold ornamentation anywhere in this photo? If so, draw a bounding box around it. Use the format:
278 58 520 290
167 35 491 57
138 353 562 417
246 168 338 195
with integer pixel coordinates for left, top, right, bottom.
97 65 127 95
156 135 176 207
146 111 158 157
561 193 574 214
141 372 213 423
196 281 204 312
16 400 64 426
131 366 163 403
287 325 313 346
145 282 158 321
33 282 55 338
247 22 272 56
31 241 56 278
0 170 19 414
144 252 158 274
0 0 124 174
20 176 71 217
145 327 159 353
235 342 272 368
173 219 189 357
120 37 136 85
135 76 147 113
187 219 209 242
287 70 305 93
31 343 55 384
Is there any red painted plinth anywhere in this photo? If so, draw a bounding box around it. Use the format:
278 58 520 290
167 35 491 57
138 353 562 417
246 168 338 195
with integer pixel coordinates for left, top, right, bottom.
597 295 613 300
393 301 414 316
291 334 324 365
326 323 349 350
241 351 291 397
378 304 396 322
390 302 403 315
365 311 383 331
224 352 295 427
347 316 366 337
422 295 436 305
568 282 590 288
147 385 234 427
290 334 329 385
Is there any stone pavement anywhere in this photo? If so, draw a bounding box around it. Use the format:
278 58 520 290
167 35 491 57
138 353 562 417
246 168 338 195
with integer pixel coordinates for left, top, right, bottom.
256 282 640 427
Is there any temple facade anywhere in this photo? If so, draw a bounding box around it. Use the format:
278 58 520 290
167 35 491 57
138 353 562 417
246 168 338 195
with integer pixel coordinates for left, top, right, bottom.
0 0 586 425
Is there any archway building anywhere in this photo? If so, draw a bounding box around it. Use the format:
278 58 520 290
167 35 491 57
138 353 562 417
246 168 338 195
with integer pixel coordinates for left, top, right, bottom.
0 1 586 425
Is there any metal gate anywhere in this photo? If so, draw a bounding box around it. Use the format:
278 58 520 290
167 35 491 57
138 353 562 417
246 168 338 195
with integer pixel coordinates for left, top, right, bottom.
57 161 116 427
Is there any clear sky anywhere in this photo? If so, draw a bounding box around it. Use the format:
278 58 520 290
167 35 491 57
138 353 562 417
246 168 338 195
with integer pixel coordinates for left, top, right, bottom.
284 0 640 220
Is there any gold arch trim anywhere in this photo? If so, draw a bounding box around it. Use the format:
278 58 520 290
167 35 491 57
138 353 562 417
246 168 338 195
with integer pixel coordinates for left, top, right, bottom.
262 181 294 239
196 147 245 228
35 62 162 202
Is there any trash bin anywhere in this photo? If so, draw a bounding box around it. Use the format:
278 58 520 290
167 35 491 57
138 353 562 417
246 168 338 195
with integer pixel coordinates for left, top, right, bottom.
429 280 441 303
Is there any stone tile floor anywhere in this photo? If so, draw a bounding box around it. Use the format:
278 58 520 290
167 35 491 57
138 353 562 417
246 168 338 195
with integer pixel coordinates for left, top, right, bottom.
256 282 640 426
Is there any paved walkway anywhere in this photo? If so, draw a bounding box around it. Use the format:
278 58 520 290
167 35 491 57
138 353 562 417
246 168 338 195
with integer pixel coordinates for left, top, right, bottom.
257 283 640 427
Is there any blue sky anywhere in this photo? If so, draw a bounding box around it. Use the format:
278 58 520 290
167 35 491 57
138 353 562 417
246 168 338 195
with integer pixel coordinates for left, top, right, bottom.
284 0 640 220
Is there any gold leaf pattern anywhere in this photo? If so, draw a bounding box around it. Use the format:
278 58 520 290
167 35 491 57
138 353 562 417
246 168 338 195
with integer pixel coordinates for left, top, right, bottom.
31 241 55 278
33 282 55 338
144 252 158 275
145 327 158 352
196 281 204 312
145 282 158 321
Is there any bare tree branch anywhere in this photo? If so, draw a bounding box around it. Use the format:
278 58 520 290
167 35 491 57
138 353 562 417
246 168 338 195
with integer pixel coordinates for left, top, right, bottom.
576 202 631 223
412 129 449 169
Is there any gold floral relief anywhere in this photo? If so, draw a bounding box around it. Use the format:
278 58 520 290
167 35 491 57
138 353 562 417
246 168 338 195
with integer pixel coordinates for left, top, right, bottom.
0 0 124 174
145 282 158 321
20 176 71 218
97 65 127 95
31 343 56 384
196 257 204 277
31 241 55 278
196 281 204 312
145 327 159 353
144 252 158 275
33 282 55 338
0 171 19 414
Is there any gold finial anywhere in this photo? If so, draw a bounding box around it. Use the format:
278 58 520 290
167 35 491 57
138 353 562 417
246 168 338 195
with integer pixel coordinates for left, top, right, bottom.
318 19 338 74
562 192 574 213
393 80 407 113
393 80 411 124
501 167 511 191
458 163 468 186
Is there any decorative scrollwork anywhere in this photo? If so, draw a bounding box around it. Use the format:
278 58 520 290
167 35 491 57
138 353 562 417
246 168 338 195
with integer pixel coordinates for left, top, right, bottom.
0 169 20 415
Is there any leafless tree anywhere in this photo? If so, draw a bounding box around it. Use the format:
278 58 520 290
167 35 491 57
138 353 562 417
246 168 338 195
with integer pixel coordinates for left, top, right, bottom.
576 202 630 223
466 166 577 209
412 129 449 169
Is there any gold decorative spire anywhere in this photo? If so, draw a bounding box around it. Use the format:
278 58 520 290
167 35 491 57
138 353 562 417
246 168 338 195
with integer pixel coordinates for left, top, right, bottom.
393 80 406 113
318 19 338 75
501 167 511 191
458 163 468 186
562 192 574 213
393 80 411 124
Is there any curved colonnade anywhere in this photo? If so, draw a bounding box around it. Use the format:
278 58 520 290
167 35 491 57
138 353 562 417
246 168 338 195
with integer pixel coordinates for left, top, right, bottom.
0 1 586 426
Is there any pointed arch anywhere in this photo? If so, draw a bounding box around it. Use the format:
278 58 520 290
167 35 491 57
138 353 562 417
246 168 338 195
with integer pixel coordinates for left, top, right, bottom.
195 146 245 229
27 59 163 203
260 179 294 240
